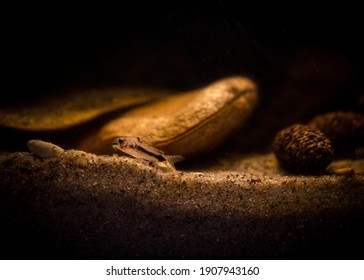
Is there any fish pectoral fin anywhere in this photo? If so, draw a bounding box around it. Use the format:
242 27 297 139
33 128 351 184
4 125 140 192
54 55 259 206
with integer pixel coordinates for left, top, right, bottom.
164 155 185 167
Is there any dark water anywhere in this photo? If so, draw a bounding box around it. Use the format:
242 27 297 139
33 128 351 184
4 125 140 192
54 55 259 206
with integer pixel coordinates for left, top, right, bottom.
3 4 364 106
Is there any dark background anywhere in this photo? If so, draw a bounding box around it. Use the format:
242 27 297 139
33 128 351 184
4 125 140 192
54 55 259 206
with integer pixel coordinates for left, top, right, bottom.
3 3 364 106
1 3 364 260
2 3 364 154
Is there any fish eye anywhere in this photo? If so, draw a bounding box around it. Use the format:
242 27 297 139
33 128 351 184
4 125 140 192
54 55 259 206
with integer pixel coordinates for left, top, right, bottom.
113 138 124 145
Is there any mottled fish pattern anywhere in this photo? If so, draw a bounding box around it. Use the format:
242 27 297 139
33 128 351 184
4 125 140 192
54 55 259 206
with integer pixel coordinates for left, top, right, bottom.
112 136 184 170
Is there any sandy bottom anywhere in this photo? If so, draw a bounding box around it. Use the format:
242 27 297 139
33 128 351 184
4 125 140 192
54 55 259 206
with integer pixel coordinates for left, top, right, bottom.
1 149 363 259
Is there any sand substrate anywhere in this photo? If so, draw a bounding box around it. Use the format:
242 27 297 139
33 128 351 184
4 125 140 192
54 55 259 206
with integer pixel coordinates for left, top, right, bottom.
1 150 363 259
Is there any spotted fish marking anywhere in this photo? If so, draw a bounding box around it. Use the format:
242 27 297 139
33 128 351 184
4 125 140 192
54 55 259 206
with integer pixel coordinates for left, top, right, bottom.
112 136 184 170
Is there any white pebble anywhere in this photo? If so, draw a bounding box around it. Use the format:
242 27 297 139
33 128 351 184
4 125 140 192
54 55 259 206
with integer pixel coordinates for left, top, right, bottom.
27 139 64 159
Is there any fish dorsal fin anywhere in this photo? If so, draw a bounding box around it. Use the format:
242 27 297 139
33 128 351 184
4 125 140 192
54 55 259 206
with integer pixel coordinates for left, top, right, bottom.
140 134 155 144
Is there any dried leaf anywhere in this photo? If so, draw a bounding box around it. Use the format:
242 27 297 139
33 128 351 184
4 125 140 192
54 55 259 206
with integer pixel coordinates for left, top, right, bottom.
78 76 258 157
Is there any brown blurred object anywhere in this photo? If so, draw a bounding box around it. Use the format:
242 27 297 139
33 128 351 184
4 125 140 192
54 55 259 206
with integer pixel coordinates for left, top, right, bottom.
234 48 360 153
77 76 258 157
309 111 364 156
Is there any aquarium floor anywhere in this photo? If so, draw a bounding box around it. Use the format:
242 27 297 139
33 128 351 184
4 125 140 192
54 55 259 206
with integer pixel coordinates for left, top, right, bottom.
1 150 363 259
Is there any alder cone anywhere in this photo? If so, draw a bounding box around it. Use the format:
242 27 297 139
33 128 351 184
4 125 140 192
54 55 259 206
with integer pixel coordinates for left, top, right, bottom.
273 124 334 174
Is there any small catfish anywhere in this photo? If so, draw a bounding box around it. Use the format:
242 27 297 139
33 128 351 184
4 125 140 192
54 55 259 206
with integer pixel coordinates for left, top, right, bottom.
112 136 184 170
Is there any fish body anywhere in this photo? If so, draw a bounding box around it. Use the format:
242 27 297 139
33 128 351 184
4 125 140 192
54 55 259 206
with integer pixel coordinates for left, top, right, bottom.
112 136 184 170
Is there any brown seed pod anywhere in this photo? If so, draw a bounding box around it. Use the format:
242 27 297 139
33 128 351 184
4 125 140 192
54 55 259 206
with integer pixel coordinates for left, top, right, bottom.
273 124 334 174
77 76 258 157
0 88 168 131
309 111 364 154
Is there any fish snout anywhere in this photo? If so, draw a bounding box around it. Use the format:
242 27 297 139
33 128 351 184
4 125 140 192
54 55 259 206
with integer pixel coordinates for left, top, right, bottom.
112 137 125 150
